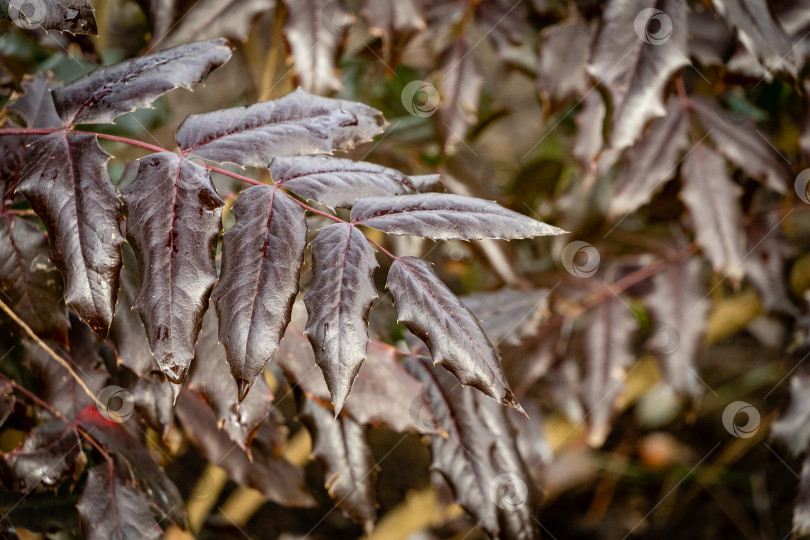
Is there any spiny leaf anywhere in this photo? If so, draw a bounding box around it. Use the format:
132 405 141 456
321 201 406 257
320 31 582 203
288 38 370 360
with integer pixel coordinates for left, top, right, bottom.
151 0 275 49
404 355 538 540
129 373 174 438
610 97 689 216
351 193 564 240
0 0 96 35
0 216 68 342
583 294 638 447
680 144 745 282
296 390 376 532
476 0 537 75
1 74 62 206
537 17 593 104
742 213 796 314
304 223 378 415
283 0 343 95
587 0 688 149
17 132 122 337
175 390 315 507
572 91 606 167
461 288 550 347
689 96 790 193
176 88 386 168
271 155 443 209
439 38 483 154
77 465 161 540
0 420 83 493
52 39 233 125
387 256 523 413
212 185 306 400
189 306 275 450
122 152 223 391
361 0 425 61
276 301 426 432
646 258 708 397
712 0 797 78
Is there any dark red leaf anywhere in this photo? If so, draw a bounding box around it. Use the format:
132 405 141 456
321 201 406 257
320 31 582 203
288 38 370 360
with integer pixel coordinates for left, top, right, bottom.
77 406 186 526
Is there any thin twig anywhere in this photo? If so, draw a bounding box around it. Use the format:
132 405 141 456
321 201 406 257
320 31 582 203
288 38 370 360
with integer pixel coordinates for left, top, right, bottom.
0 296 99 404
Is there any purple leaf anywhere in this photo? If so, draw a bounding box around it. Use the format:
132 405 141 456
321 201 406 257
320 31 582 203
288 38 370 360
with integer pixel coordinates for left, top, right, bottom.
212 185 306 400
583 294 638 446
712 0 797 78
387 256 523 413
52 39 233 125
77 407 186 526
17 132 122 337
0 216 68 342
271 155 442 209
1 74 62 207
537 18 593 104
680 144 745 282
646 258 709 397
25 314 108 419
304 223 378 415
690 96 790 193
282 0 343 95
189 305 275 450
461 287 550 347
439 38 483 154
176 88 386 168
0 420 83 493
122 152 223 391
77 465 162 540
175 390 314 507
296 390 377 531
276 301 426 432
610 96 689 216
109 243 157 376
351 193 564 240
587 0 688 149
404 355 538 539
